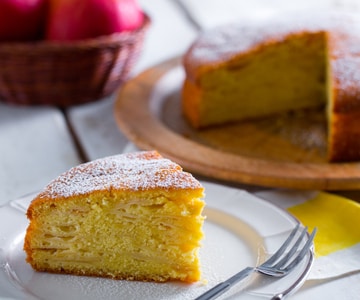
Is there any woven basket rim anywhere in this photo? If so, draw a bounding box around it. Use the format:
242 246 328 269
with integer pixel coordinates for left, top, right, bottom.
0 13 150 53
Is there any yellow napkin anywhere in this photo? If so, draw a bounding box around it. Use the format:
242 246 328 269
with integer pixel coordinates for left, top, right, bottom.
256 190 360 279
288 192 360 257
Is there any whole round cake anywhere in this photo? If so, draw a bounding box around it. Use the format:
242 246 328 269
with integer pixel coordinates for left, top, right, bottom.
182 12 360 162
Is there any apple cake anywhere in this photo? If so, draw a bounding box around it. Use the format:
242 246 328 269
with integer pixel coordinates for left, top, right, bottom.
24 151 205 282
182 12 360 162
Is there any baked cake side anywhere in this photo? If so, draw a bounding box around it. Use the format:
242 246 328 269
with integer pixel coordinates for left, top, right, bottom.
24 151 205 282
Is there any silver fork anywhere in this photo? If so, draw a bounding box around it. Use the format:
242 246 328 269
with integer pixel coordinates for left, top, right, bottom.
195 224 317 300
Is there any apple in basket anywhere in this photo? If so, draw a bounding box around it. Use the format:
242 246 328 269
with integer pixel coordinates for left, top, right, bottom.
0 0 47 41
46 0 145 41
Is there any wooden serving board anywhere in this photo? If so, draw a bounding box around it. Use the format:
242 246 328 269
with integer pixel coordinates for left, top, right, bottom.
114 57 360 190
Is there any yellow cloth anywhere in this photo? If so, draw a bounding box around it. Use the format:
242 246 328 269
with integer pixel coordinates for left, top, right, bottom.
287 192 360 257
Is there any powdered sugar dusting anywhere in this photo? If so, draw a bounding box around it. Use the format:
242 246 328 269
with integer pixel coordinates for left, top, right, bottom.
332 56 360 111
38 151 203 199
185 11 360 75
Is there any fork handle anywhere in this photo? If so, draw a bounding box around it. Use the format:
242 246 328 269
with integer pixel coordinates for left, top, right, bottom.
195 267 254 300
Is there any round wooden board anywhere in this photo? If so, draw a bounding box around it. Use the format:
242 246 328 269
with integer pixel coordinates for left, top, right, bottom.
114 57 360 190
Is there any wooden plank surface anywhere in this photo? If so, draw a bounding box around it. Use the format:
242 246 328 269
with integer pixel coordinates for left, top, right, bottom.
178 0 360 29
0 104 81 203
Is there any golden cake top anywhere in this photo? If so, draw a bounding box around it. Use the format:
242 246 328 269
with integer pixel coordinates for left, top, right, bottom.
36 151 203 199
184 12 360 81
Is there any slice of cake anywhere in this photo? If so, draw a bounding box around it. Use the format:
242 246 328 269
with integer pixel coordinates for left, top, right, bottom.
24 151 205 282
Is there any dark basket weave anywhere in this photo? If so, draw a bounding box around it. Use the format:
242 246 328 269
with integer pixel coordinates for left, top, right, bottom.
0 14 150 107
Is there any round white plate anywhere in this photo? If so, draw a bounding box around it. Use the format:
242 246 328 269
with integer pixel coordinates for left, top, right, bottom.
0 181 312 300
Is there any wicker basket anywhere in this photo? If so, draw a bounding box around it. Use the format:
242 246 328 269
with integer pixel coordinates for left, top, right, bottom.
0 14 150 107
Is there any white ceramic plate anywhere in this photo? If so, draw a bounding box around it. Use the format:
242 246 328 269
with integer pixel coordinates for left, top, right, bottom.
0 181 313 300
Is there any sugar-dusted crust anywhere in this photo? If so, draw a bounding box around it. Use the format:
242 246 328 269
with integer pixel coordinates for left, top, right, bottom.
28 151 203 216
182 12 360 162
183 12 360 82
328 56 360 161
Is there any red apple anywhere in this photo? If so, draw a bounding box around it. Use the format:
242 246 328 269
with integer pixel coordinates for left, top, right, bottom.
0 0 47 41
46 0 145 41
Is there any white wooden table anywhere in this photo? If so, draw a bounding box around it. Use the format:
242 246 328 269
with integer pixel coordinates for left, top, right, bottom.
1 1 360 299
